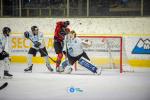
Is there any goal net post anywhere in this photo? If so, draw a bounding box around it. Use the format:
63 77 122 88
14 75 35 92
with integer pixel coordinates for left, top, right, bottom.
74 36 133 73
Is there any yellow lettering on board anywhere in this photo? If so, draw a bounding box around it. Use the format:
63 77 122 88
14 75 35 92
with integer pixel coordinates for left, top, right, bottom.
47 39 53 48
12 38 17 48
18 38 22 49
23 38 30 48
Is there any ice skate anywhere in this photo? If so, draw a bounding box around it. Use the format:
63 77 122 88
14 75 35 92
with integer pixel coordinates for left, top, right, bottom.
96 67 102 75
64 66 73 74
3 71 13 79
56 67 64 72
24 64 33 72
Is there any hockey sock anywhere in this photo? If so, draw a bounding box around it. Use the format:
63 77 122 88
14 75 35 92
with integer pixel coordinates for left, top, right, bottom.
28 54 33 67
56 53 63 68
4 57 10 71
0 61 4 78
44 56 50 65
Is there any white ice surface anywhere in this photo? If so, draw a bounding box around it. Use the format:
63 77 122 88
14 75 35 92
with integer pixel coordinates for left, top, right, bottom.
0 63 150 100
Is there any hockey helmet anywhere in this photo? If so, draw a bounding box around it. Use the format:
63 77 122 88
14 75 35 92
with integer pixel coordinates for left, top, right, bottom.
31 26 38 31
2 27 11 37
63 21 70 27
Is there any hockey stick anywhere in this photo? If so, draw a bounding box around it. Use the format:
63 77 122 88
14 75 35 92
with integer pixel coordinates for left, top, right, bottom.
28 38 56 63
0 82 8 90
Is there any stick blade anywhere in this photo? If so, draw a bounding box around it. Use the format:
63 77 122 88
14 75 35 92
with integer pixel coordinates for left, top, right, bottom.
0 82 8 90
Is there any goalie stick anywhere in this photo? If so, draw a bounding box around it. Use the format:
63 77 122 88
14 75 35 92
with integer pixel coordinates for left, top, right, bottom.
28 38 56 63
0 82 8 90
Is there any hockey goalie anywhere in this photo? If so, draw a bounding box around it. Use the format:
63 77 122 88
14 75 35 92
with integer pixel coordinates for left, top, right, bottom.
60 30 101 75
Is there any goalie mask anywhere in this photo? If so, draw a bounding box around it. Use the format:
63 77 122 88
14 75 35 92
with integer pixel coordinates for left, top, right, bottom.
2 27 11 37
70 30 76 38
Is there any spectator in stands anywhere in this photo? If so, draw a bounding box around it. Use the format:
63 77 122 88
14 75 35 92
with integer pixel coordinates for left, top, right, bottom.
111 0 128 8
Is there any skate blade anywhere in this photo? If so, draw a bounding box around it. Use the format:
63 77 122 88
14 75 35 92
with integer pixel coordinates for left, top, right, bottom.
96 73 101 75
24 71 32 73
56 70 64 73
0 76 2 79
47 67 54 72
56 69 64 73
3 76 13 79
63 68 73 74
61 72 72 74
96 68 102 75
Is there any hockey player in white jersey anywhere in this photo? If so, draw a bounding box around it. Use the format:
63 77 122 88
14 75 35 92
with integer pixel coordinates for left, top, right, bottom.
24 26 53 72
61 30 101 75
0 27 13 78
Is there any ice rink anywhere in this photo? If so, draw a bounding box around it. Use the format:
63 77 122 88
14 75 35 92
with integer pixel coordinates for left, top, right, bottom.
0 63 150 100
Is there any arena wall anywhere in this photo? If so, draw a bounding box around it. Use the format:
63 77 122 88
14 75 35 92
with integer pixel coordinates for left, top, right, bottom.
0 18 150 67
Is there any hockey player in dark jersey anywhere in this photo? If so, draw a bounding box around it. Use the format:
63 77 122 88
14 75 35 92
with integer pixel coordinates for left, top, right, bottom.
53 21 70 72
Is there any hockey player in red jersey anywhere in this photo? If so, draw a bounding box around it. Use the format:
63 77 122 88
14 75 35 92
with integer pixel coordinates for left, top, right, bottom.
53 21 70 72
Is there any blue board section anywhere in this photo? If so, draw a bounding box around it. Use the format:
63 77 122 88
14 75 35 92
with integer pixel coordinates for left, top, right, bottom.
78 58 97 73
132 38 150 54
132 46 150 54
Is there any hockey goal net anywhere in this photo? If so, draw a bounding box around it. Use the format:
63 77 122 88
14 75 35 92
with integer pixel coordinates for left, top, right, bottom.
75 36 129 73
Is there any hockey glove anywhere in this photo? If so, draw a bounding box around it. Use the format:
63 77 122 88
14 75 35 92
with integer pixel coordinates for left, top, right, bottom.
63 51 66 55
60 28 70 36
24 31 30 38
1 51 9 56
34 41 41 48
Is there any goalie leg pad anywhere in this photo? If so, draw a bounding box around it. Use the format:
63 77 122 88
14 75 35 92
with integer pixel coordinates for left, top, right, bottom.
78 57 97 73
62 60 73 74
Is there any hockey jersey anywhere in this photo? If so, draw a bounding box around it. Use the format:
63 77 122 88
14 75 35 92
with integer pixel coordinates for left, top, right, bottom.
63 36 84 57
28 31 45 49
0 33 10 53
54 21 70 42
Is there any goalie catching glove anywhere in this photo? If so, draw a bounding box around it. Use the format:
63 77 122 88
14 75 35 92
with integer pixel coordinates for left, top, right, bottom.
34 41 41 48
82 39 92 48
